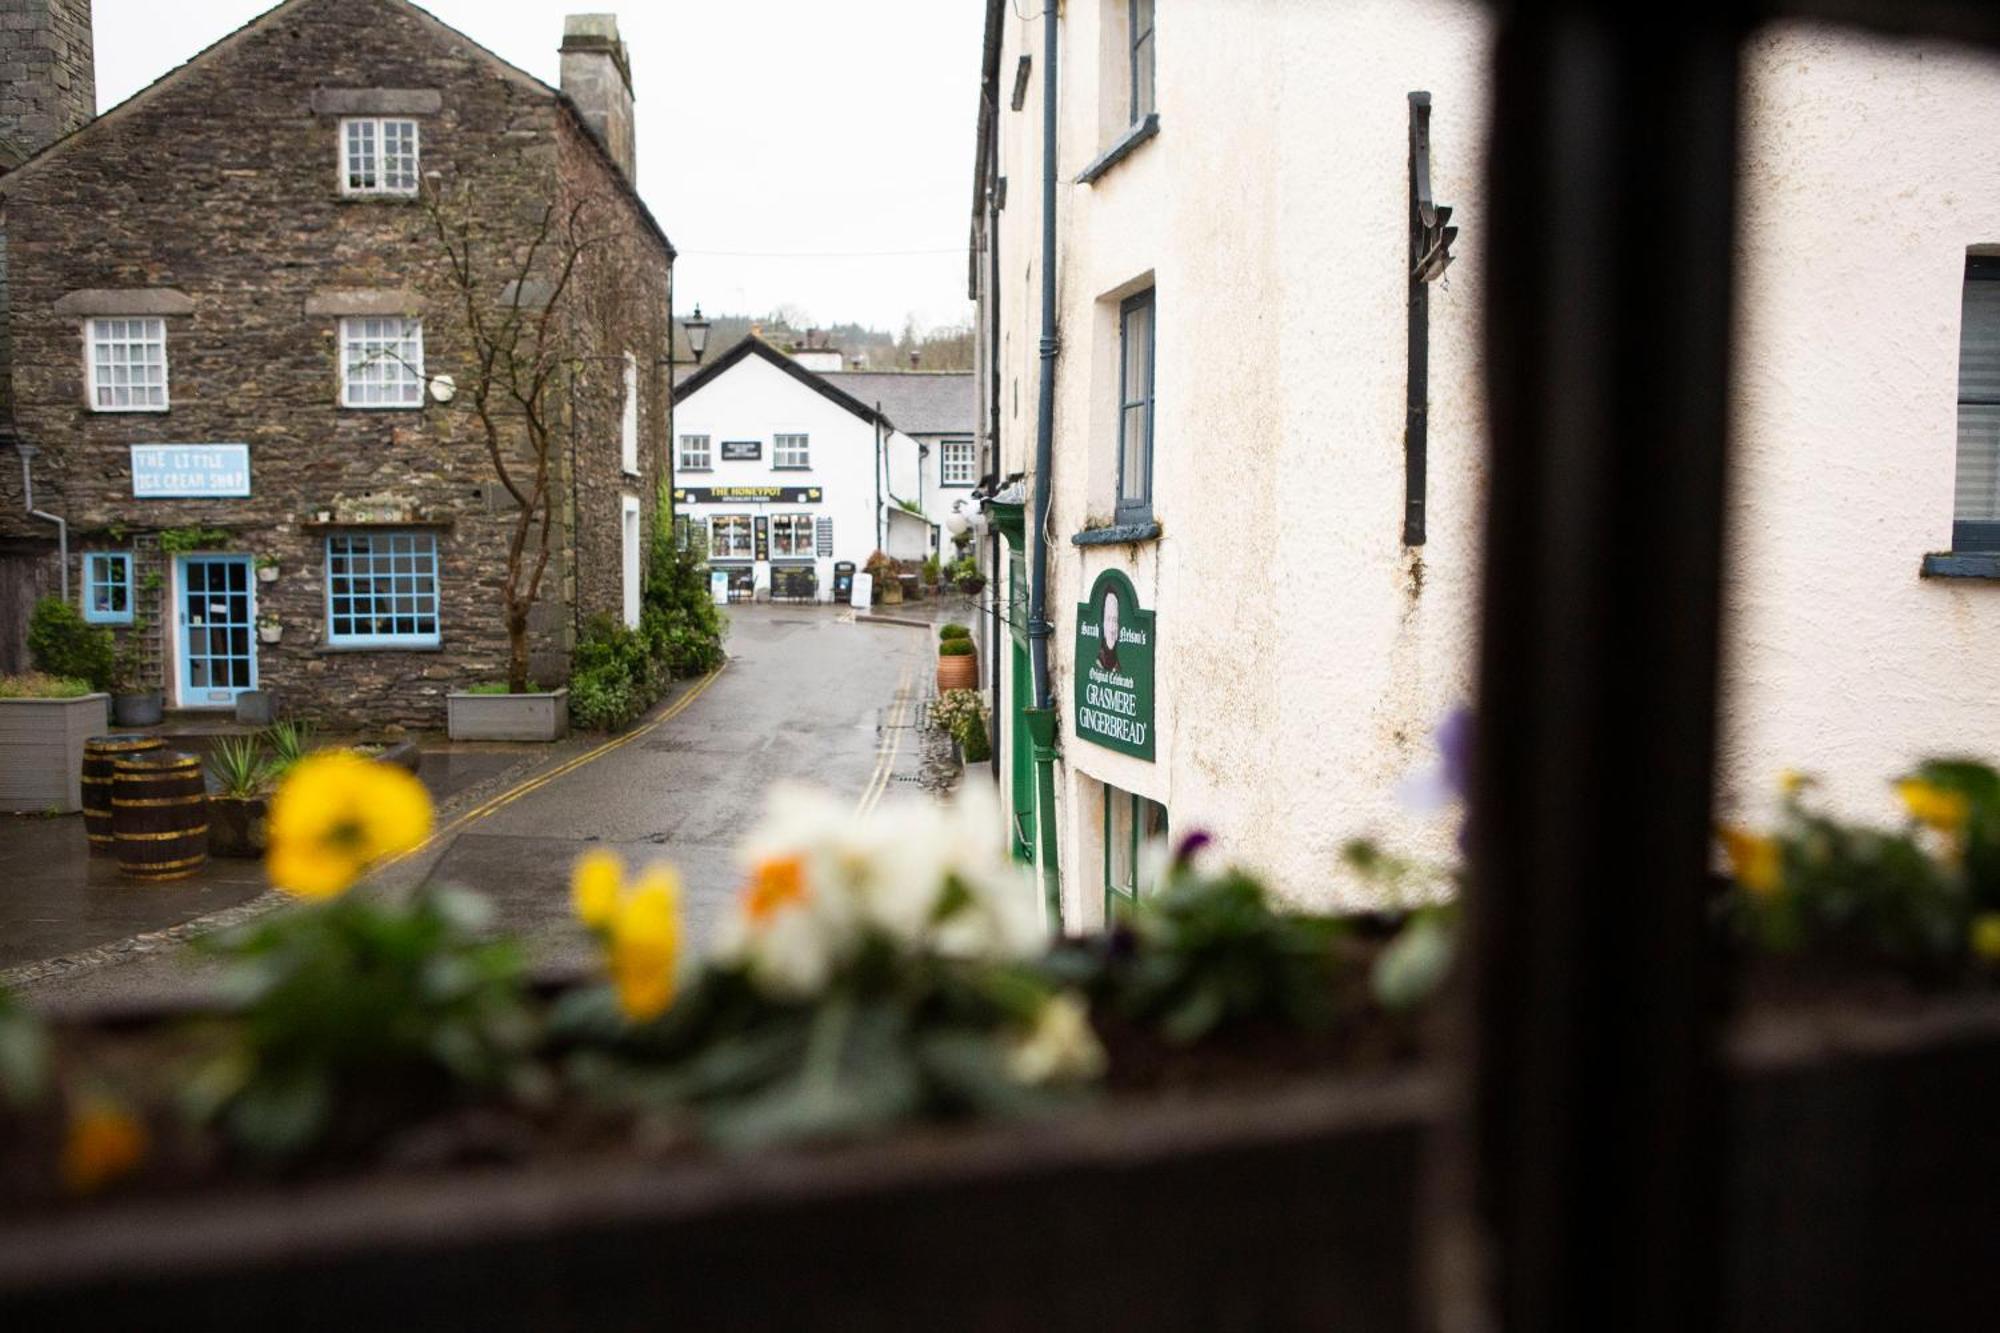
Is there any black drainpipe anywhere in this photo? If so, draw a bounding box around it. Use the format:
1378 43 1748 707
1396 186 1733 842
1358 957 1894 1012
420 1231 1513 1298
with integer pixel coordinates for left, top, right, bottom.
1404 92 1431 547
1026 0 1063 929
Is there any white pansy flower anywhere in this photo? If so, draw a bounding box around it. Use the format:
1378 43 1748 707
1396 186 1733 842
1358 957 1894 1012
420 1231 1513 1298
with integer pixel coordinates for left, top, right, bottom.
1006 993 1106 1085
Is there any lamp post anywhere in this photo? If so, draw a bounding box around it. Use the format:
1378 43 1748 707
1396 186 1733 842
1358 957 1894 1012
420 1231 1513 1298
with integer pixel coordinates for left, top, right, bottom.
682 304 712 365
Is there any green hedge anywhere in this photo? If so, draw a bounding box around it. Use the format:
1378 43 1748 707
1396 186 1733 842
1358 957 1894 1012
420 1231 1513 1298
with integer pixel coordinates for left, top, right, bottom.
27 598 114 691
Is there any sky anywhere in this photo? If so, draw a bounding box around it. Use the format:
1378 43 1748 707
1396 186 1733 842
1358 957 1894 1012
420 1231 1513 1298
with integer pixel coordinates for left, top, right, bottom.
90 0 985 334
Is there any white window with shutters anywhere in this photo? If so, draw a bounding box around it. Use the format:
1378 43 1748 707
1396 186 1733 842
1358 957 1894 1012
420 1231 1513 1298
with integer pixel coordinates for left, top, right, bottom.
1954 257 2000 552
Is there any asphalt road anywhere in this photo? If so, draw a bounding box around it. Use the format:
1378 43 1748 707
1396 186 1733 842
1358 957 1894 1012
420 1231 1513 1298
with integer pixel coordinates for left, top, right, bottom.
18 605 934 1011
416 605 931 975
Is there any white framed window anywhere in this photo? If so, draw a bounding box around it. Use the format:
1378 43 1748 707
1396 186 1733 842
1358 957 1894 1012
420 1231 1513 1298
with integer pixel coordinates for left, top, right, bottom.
774 433 810 469
325 531 441 647
709 514 754 559
679 434 711 470
86 318 168 411
940 437 975 486
771 513 815 558
341 117 420 196
621 353 641 475
340 317 425 408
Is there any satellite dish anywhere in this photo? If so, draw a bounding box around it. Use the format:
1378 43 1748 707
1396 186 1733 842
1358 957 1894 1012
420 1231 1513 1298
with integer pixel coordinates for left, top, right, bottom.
430 374 457 403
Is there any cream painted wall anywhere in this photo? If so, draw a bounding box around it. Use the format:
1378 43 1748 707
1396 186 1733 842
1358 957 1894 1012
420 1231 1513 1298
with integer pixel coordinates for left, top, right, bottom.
1723 24 2000 828
981 6 2000 925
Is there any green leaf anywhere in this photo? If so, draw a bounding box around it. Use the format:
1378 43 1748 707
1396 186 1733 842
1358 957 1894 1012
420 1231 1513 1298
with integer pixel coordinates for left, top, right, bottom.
0 1004 50 1107
228 1070 333 1157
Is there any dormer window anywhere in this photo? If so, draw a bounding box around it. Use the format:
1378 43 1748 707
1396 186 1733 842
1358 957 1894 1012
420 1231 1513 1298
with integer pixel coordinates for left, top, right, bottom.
341 117 420 195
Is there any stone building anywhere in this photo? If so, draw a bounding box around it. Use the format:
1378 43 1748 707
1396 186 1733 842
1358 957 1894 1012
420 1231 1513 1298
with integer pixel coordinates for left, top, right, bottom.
0 0 676 727
969 1 2000 927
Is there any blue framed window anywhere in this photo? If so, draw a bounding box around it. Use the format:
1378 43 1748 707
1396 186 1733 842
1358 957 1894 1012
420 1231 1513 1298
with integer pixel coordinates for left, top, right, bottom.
325 531 440 647
1116 289 1156 525
83 552 133 624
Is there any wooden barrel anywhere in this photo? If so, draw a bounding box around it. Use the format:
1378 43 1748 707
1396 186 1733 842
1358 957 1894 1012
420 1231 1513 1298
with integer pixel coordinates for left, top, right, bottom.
82 734 166 856
112 750 209 882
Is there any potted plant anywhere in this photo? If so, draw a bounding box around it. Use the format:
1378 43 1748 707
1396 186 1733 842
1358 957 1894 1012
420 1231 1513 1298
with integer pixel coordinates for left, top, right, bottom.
257 614 283 644
204 734 272 858
254 555 279 584
864 551 897 606
951 554 987 595
0 671 109 813
932 685 991 764
108 614 163 728
937 622 978 692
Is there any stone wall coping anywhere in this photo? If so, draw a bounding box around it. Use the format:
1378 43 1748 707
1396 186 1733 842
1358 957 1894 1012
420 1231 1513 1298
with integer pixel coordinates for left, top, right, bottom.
308 88 445 117
304 288 425 318
51 289 195 317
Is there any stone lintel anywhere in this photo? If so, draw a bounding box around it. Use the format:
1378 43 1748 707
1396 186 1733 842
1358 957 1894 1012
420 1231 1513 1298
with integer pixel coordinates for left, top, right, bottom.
52 288 195 317
309 88 444 117
304 288 424 318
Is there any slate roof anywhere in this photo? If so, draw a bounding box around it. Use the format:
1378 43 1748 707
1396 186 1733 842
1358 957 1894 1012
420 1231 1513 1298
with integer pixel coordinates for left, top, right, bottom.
820 371 974 436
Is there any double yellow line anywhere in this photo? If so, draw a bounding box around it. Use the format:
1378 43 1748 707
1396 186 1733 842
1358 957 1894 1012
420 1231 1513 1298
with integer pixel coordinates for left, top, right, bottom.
381 663 728 874
854 663 914 816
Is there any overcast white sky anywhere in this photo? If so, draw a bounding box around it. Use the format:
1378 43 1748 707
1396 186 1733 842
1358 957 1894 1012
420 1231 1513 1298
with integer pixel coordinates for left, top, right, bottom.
91 0 983 333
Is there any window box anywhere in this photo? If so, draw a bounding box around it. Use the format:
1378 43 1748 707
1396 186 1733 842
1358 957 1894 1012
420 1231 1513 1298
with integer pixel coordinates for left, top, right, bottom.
0 692 110 813
446 686 570 742
1 989 1993 1326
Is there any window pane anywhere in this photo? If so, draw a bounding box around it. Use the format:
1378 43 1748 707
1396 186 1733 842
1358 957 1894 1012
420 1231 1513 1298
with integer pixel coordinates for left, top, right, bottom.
324 532 440 643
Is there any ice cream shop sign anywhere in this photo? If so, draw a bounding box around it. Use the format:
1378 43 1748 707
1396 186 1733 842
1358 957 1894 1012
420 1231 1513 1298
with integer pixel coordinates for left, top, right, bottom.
1073 569 1156 761
130 444 250 498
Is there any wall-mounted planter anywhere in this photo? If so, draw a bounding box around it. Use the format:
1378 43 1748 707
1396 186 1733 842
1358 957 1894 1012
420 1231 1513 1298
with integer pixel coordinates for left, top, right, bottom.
256 564 278 584
257 624 283 644
0 693 110 813
447 687 569 742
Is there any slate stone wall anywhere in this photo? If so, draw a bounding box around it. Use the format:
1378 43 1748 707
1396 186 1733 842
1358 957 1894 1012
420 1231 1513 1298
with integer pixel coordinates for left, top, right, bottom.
0 0 670 729
0 0 94 164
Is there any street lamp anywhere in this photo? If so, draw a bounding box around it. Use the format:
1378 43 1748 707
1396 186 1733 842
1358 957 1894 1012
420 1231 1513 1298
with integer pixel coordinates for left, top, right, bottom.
682 304 712 365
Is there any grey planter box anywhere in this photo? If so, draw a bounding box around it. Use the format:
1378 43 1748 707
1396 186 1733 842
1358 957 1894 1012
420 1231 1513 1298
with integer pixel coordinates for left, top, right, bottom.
0 693 110 813
447 687 569 742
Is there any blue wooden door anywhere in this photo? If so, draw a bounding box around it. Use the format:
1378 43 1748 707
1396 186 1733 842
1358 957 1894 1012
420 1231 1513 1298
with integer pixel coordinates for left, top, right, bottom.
177 555 256 707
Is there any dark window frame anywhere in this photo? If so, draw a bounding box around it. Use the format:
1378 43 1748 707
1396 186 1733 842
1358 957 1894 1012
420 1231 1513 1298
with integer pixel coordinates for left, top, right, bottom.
1954 255 2000 551
1129 0 1155 124
1115 288 1157 526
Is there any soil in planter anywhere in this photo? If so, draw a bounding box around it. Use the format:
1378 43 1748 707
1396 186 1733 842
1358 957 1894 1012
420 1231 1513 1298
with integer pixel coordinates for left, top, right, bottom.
0 991 1430 1219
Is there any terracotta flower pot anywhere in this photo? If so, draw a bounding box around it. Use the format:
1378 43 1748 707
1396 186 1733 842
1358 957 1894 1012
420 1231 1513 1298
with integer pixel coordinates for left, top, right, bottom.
937 650 978 692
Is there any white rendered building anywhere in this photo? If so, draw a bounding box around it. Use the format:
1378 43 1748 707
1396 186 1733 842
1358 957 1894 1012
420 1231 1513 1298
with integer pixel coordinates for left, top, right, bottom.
671 339 973 600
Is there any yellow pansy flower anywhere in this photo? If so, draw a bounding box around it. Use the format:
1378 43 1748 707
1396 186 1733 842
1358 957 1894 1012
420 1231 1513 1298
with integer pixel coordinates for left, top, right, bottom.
1972 913 2000 964
571 849 623 930
1721 827 1783 898
609 866 681 1023
62 1101 148 1195
1896 779 1970 836
744 854 809 924
1779 769 1810 798
266 752 433 899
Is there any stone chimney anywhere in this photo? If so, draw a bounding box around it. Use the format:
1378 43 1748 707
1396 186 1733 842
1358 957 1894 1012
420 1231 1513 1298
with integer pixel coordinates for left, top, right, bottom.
560 14 635 184
0 0 95 168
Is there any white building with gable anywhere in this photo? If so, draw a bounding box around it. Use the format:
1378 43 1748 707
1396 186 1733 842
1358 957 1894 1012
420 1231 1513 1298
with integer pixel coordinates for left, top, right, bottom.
671 338 974 600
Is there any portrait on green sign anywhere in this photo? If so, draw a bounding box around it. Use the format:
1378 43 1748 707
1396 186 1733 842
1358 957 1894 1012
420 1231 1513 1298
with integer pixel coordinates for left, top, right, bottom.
1096 585 1122 671
1073 569 1155 762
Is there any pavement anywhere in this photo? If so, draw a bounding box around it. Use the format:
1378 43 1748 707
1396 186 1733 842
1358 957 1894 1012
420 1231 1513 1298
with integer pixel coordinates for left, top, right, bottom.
4 601 951 1013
